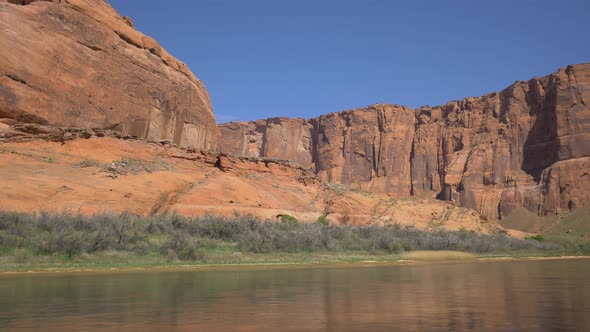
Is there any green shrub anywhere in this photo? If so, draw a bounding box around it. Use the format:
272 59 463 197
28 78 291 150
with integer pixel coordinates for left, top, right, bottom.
525 235 545 243
13 248 30 263
280 214 298 224
0 212 33 247
578 242 590 254
316 215 329 225
373 234 404 254
238 230 273 253
159 232 205 261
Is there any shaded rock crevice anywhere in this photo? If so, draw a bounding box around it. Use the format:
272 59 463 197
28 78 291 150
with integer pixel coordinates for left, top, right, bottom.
76 40 103 51
4 74 28 86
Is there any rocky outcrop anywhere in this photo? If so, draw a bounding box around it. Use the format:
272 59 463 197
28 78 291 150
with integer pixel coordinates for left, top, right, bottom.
0 135 501 234
0 0 220 149
221 118 314 168
220 63 590 220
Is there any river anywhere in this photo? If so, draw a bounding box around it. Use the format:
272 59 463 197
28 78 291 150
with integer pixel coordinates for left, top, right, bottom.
1 259 589 331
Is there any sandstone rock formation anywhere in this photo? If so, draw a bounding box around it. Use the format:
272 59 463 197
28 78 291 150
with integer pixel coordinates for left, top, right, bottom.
0 0 220 149
220 63 590 220
0 135 501 235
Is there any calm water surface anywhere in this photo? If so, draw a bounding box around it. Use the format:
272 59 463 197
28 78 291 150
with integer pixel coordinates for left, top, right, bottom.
1 259 589 331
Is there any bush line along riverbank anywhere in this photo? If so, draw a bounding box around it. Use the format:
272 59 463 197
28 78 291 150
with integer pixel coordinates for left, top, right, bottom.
1 211 588 272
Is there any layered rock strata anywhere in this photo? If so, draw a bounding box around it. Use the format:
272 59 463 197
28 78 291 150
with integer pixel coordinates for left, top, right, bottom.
0 134 504 235
221 63 590 220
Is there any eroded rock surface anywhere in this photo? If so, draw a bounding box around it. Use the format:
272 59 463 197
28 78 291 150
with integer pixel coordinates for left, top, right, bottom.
220 63 590 220
0 136 502 235
0 0 220 149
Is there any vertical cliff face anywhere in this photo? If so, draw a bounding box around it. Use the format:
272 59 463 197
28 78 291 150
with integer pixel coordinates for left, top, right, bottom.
220 63 590 220
0 0 220 150
311 104 416 196
221 118 313 168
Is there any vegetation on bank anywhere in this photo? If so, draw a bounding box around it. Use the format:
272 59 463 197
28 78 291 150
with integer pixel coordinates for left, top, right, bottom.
0 211 585 272
500 205 590 252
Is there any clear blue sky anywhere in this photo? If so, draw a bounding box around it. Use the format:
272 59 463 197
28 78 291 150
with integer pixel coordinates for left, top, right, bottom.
110 1 589 123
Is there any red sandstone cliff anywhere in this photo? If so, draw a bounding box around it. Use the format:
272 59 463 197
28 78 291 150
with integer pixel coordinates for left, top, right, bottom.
0 134 504 234
221 63 590 220
1 0 586 223
0 0 220 149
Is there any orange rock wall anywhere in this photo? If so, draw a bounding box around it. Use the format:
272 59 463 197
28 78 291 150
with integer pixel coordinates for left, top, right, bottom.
0 136 499 234
0 0 220 149
221 63 590 220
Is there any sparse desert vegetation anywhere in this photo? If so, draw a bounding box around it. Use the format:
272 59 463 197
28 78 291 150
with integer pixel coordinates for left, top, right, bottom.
0 211 579 272
501 205 590 252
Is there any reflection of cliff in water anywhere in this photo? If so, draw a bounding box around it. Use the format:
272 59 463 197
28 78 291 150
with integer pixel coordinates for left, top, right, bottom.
1 259 589 331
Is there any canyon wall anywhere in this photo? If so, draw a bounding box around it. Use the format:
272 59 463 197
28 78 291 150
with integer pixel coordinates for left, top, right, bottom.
221 63 590 220
0 0 220 149
0 134 499 234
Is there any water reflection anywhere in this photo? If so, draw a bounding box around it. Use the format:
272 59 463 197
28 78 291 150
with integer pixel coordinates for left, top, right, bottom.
1 259 589 331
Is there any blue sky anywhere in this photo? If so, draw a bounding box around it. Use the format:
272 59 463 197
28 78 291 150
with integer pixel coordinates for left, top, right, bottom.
109 1 590 123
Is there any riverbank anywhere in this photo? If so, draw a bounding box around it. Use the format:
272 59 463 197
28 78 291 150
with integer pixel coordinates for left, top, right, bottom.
1 211 584 274
2 251 589 275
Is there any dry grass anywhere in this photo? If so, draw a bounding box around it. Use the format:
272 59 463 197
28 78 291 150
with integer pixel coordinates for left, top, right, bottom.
400 250 476 261
548 205 590 236
499 208 550 233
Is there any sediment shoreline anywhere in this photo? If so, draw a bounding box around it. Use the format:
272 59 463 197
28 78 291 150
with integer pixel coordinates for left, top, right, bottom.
2 254 589 276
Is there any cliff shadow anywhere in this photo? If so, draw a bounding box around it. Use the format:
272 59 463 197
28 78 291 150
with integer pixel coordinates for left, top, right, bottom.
521 83 559 183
